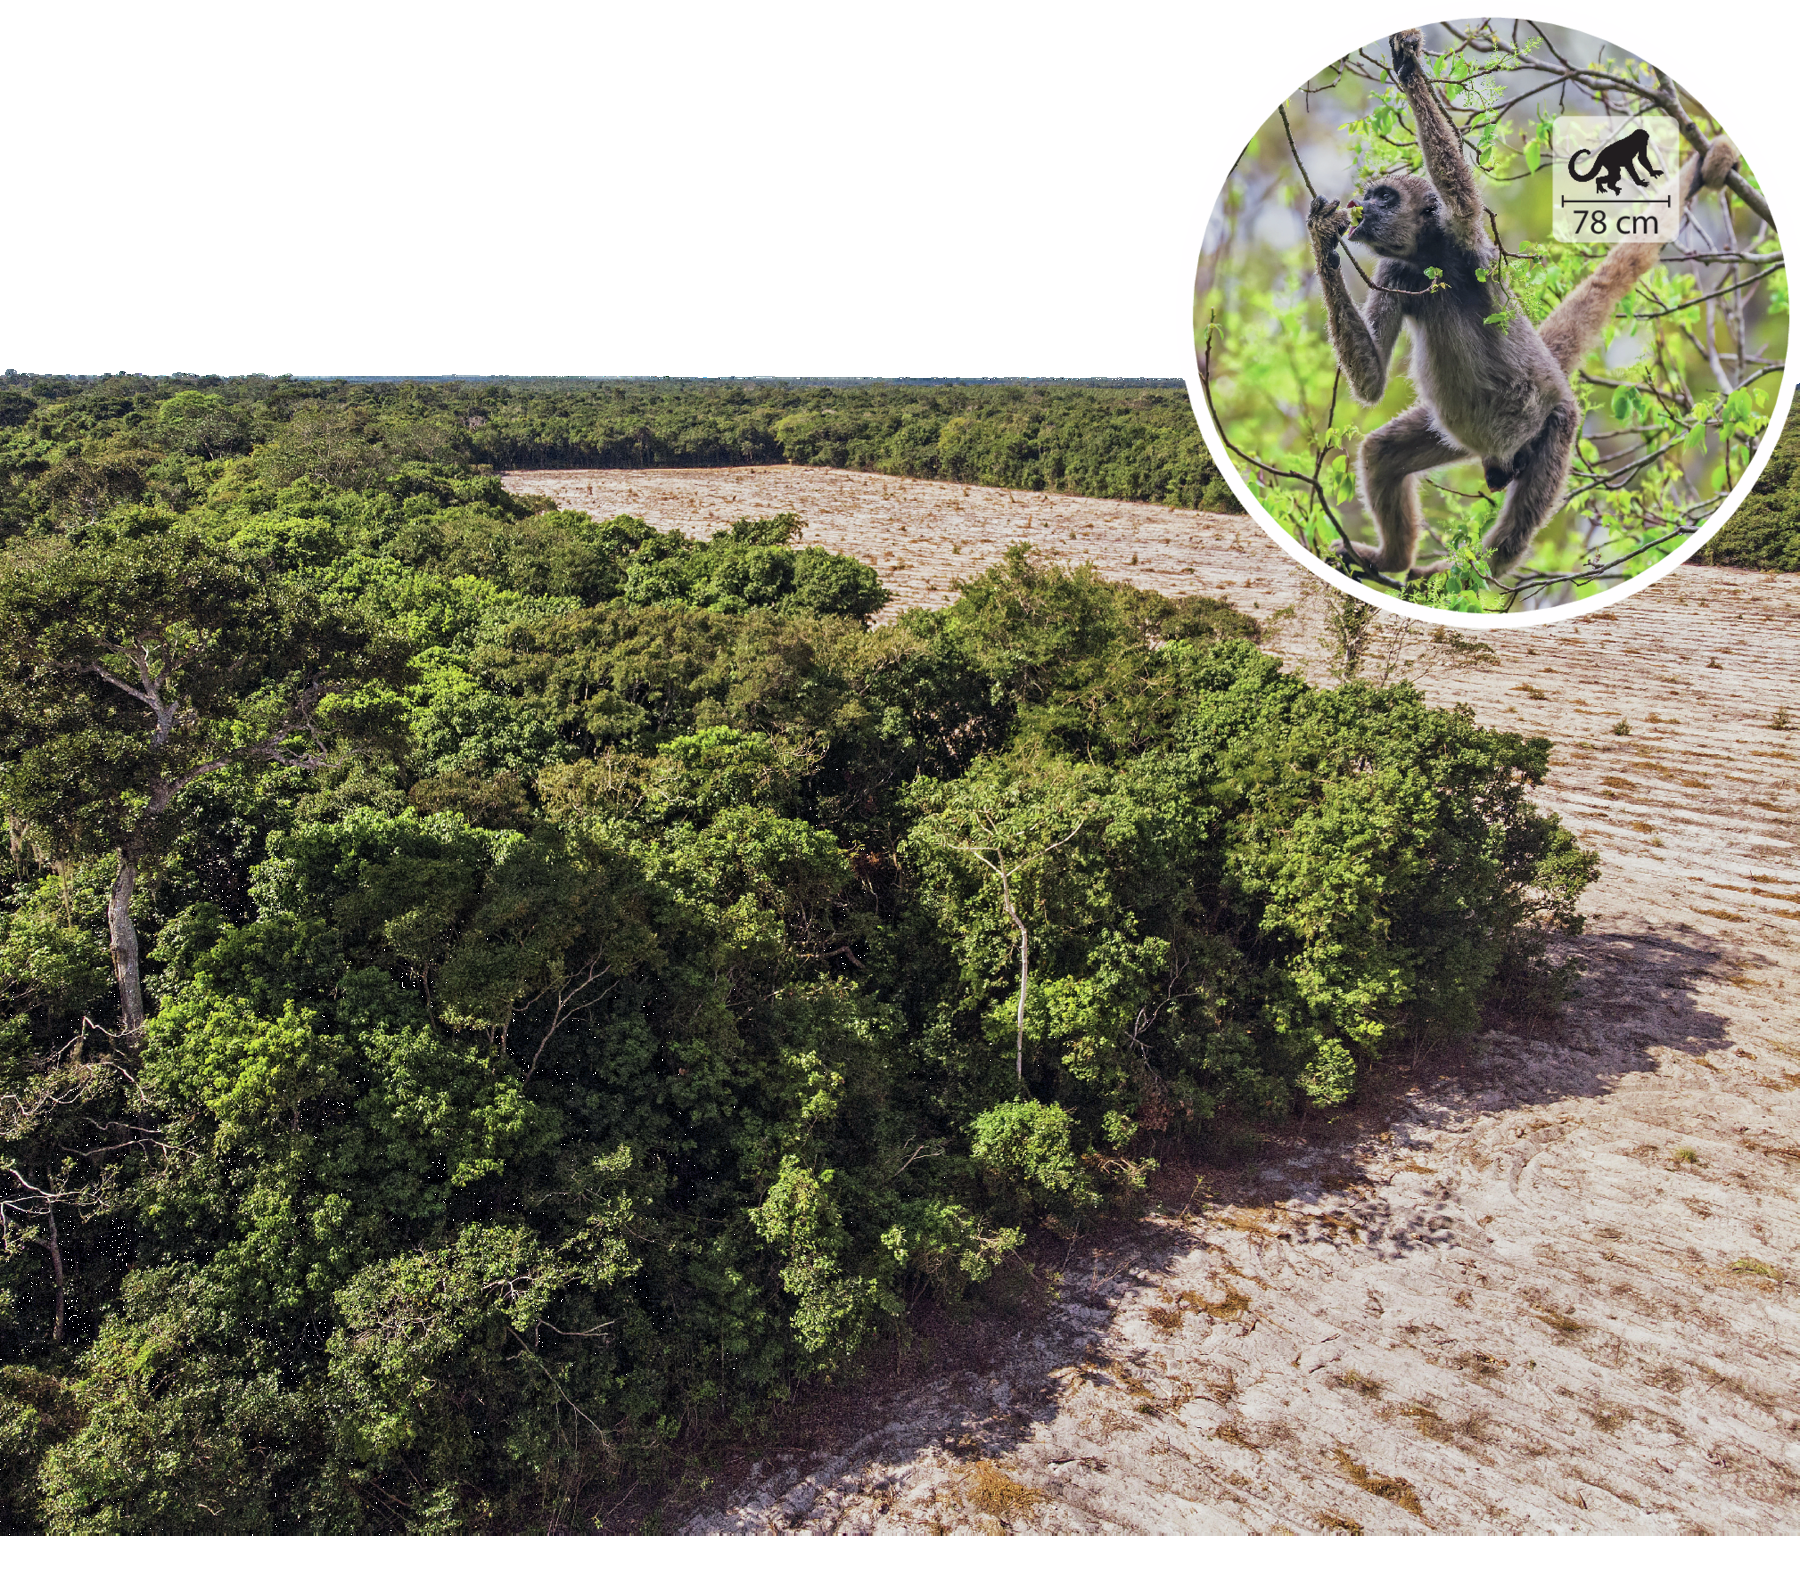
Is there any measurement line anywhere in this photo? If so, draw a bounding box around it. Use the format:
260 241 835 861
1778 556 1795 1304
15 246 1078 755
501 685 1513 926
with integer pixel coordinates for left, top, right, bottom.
1559 196 1673 206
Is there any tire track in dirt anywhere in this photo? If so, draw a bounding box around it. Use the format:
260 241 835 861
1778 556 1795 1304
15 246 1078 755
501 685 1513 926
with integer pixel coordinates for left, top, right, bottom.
505 466 1800 1534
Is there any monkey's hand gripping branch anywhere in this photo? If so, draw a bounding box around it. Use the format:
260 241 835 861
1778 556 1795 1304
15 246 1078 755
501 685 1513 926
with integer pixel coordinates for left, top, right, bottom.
1389 27 1485 251
1307 193 1354 266
1308 196 1391 404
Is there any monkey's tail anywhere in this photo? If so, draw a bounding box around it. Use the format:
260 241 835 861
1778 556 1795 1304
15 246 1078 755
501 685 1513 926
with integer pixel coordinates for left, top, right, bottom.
1539 141 1736 375
1566 150 1598 184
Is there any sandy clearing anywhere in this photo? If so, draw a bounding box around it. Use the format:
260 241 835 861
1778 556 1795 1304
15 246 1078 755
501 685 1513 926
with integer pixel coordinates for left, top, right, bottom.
504 466 1800 1535
502 464 1286 620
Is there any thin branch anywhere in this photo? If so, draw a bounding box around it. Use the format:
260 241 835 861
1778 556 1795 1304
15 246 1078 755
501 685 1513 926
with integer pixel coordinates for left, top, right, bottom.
1277 104 1316 200
1338 246 1445 299
1630 263 1783 320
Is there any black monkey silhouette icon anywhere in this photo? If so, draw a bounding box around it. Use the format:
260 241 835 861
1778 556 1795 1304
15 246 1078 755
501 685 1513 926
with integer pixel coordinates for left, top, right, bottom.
1567 128 1665 195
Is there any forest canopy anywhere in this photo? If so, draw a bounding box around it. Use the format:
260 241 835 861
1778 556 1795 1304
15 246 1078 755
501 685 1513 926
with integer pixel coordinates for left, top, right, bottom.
1 373 1595 1531
1701 393 1800 570
0 372 1238 529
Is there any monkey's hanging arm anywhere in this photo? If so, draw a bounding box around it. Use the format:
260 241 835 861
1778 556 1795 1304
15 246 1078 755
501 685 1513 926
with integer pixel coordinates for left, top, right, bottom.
1304 29 1471 407
1389 26 1743 380
1390 29 1485 250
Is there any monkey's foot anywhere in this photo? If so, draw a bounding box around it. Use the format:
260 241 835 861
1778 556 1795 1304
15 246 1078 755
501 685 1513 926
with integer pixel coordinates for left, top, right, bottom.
1330 539 1402 576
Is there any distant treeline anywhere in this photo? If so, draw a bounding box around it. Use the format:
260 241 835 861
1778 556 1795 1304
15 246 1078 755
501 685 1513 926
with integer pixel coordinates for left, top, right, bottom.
1701 393 1800 572
23 370 1799 564
0 371 1242 515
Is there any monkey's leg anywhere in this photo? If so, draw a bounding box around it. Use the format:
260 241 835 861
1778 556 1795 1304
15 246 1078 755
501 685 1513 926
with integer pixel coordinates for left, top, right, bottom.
1339 406 1468 574
1481 396 1579 577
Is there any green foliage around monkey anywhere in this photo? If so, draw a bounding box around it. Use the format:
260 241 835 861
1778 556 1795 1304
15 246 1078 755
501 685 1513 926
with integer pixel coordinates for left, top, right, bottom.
1197 21 1785 613
0 378 1591 1531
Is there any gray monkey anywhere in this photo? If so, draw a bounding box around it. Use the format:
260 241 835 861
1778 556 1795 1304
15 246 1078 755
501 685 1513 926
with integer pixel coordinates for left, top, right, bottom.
1306 28 1578 579
1304 29 1734 583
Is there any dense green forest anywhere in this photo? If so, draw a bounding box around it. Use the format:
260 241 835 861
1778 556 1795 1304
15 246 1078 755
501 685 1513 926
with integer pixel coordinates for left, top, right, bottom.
0 372 1239 523
0 375 1594 1531
1702 393 1800 572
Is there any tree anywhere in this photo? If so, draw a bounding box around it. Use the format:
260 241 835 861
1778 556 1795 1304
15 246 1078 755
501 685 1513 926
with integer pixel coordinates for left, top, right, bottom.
0 528 405 1038
903 758 1096 1084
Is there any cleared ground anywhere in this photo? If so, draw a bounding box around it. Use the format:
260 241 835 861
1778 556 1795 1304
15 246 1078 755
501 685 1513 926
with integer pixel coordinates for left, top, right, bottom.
508 466 1800 1535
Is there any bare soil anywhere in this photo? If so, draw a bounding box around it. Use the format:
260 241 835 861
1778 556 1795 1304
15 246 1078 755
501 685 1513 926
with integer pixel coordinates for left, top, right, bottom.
507 466 1800 1535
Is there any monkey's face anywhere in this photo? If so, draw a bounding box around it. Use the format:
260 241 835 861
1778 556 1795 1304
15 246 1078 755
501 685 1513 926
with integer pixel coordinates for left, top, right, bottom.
1347 173 1440 260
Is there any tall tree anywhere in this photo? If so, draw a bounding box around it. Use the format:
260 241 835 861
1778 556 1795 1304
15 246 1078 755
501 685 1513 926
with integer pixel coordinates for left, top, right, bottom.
0 528 406 1038
904 759 1096 1084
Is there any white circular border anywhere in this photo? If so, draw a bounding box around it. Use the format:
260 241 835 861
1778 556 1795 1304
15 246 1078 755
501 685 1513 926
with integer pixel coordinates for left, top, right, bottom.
1173 7 1792 633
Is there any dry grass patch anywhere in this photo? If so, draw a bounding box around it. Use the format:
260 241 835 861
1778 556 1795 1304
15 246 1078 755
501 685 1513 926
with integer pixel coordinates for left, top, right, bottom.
958 1459 1043 1523
1452 1350 1511 1384
1200 1367 1238 1404
1215 1420 1260 1452
1334 1449 1426 1519
1178 1287 1251 1320
1534 1306 1584 1336
1113 1366 1155 1398
1401 1402 1453 1441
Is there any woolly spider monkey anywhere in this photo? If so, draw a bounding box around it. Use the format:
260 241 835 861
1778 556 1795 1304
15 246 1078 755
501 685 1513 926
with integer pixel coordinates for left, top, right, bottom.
1307 28 1735 583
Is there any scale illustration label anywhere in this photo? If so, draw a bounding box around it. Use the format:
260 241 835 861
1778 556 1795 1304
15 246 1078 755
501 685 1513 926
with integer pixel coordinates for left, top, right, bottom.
1551 115 1681 243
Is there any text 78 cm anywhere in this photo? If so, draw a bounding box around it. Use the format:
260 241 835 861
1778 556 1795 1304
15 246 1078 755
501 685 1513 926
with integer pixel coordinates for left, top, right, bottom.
1571 210 1659 236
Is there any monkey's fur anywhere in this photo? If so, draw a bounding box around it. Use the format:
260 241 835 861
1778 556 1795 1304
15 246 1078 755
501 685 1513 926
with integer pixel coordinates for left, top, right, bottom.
1306 29 1736 582
1567 127 1663 195
1688 136 1740 200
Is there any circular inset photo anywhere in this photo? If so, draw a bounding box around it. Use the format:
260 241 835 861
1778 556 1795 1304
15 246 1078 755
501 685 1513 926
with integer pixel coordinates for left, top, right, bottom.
1190 20 1788 618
